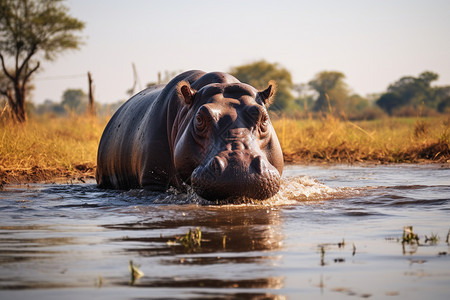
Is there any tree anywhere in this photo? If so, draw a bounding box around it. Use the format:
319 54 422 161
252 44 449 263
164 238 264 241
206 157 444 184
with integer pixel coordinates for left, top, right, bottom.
230 60 294 112
293 82 316 114
0 0 85 122
35 99 65 115
376 71 440 115
61 88 86 113
308 71 349 113
436 86 450 113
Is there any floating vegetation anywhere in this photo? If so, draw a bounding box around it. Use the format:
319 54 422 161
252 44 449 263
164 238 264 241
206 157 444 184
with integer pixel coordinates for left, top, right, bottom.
402 226 419 244
318 238 351 266
388 226 449 255
167 227 202 252
424 233 439 245
95 276 103 288
319 245 326 266
129 260 144 285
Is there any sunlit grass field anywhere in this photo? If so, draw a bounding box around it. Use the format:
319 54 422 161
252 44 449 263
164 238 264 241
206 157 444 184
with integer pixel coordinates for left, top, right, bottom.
0 115 107 183
1 114 449 184
273 115 450 163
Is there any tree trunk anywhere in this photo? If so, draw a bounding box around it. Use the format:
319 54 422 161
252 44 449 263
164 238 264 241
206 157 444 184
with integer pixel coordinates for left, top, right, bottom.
13 84 27 123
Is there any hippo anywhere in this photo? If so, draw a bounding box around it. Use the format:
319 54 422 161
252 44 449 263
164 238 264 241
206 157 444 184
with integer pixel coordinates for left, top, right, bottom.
96 70 284 201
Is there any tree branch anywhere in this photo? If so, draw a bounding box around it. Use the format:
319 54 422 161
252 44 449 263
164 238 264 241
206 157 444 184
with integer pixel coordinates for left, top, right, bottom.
16 44 38 79
0 52 15 81
24 61 40 83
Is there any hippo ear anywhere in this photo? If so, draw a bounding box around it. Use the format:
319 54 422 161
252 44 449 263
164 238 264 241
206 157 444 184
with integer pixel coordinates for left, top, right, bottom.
177 81 196 107
257 80 277 107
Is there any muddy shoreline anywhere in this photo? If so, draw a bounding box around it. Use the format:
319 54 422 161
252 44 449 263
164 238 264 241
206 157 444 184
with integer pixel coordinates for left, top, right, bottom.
1 156 449 188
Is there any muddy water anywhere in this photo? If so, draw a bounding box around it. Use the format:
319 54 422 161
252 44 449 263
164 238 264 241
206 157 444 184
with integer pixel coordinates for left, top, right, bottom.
0 164 449 299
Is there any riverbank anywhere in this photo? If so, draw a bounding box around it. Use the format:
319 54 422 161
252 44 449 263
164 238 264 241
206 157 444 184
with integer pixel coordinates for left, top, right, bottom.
0 115 103 186
1 115 449 186
273 115 450 164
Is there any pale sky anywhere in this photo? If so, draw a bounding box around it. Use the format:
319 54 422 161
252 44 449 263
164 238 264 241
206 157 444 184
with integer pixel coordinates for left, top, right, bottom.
31 0 450 104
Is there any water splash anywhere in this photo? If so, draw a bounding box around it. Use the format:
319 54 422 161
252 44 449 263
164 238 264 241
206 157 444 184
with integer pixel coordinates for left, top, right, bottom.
273 176 342 204
121 176 349 206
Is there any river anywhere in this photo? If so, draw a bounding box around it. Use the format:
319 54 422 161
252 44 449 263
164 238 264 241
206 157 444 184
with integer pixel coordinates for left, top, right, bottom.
1 164 449 299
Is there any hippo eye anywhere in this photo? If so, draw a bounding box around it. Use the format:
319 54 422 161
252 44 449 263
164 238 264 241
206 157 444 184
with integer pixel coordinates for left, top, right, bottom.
194 107 212 136
260 113 270 133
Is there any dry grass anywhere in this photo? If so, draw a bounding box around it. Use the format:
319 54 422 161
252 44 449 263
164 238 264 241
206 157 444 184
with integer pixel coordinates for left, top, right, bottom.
272 115 450 163
1 114 449 185
0 114 107 184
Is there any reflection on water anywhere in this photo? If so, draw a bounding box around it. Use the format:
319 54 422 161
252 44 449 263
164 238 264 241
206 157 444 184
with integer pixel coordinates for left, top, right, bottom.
0 164 449 299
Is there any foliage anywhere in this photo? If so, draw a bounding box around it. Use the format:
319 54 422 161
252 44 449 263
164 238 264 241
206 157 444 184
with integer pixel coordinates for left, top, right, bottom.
167 227 202 252
436 86 450 113
308 71 349 113
0 0 85 122
32 88 124 117
402 226 419 244
61 88 87 113
230 60 294 112
376 71 450 115
35 99 66 115
128 260 144 285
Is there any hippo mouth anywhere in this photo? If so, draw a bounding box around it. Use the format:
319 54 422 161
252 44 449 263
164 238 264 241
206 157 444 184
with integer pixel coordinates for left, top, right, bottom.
190 150 281 201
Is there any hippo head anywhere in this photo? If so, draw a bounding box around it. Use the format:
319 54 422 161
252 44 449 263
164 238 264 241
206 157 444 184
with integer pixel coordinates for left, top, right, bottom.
173 79 284 201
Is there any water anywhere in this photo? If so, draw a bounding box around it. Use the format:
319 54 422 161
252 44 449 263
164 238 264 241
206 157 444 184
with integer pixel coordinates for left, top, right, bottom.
0 164 449 299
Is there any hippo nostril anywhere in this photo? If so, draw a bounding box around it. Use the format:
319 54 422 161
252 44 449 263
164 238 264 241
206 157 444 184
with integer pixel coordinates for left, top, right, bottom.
250 155 264 174
211 156 227 177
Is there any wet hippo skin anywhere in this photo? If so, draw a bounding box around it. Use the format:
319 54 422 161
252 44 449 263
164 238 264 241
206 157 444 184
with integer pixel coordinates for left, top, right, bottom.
96 70 284 201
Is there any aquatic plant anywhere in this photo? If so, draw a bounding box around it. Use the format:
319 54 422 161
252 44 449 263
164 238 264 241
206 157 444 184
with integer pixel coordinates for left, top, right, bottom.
129 260 144 285
167 227 202 252
319 245 326 266
402 226 419 244
424 233 439 245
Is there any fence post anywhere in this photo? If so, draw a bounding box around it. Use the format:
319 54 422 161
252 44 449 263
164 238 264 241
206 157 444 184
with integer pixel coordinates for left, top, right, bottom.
88 71 95 116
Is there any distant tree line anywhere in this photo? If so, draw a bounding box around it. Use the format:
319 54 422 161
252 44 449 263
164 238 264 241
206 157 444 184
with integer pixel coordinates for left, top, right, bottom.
376 71 450 116
1 1 448 122
12 88 124 117
229 60 450 119
3 58 450 121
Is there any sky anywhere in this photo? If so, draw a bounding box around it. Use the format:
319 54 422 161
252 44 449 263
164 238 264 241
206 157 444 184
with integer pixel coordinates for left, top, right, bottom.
30 0 450 104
